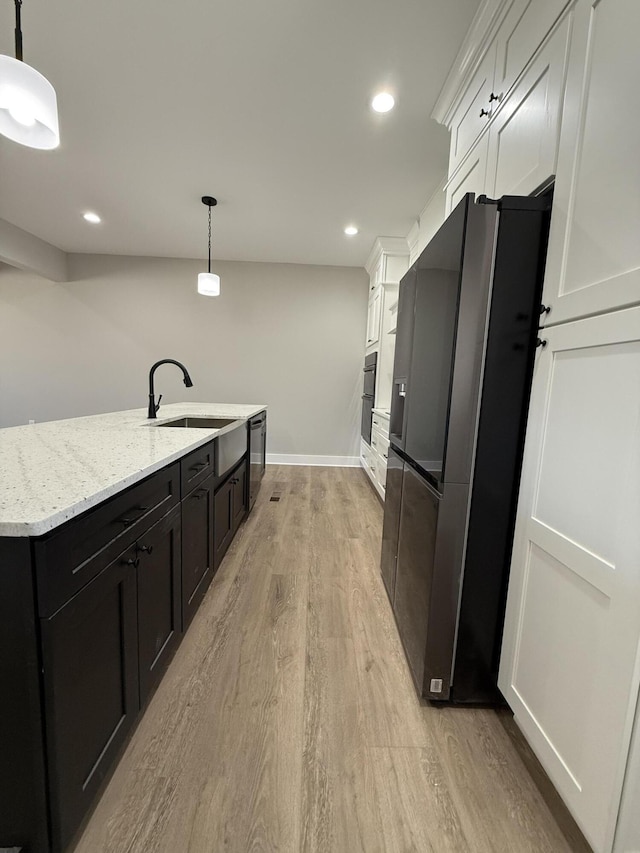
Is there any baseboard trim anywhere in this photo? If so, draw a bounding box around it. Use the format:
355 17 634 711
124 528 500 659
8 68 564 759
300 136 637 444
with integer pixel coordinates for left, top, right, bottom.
266 454 360 467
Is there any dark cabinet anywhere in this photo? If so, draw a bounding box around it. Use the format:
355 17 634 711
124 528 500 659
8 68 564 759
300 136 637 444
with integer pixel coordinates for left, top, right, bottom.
41 548 139 853
214 459 247 570
214 478 233 570
232 462 247 531
181 441 215 496
136 505 182 705
181 473 215 630
1 437 255 853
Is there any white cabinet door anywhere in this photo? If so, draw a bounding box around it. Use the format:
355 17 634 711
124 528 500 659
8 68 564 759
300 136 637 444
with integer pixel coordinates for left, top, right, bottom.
445 133 489 215
486 14 571 199
366 286 382 349
448 45 496 177
499 305 640 853
493 0 570 101
542 0 640 326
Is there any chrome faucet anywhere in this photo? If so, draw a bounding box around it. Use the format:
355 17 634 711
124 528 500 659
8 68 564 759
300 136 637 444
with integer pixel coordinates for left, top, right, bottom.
148 359 194 419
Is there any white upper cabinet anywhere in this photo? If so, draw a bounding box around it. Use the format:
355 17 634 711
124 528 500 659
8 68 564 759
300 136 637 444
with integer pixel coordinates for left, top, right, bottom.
366 286 382 350
441 0 570 183
445 133 489 215
486 13 571 198
541 0 640 325
364 238 409 353
448 45 497 178
493 0 570 100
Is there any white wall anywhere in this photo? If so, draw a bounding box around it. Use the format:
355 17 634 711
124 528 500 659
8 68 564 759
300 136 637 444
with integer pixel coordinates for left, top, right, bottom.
0 255 368 459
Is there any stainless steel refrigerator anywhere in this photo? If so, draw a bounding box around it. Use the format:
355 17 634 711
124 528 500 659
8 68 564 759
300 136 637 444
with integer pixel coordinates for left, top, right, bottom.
381 192 551 703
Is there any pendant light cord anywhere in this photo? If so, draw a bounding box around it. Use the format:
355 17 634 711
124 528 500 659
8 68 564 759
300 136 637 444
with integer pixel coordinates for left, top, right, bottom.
14 0 23 61
207 204 212 274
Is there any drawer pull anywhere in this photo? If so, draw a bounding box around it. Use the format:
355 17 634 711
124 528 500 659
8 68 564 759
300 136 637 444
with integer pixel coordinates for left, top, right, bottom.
122 557 140 568
190 461 208 472
136 543 153 555
117 506 149 527
191 489 208 500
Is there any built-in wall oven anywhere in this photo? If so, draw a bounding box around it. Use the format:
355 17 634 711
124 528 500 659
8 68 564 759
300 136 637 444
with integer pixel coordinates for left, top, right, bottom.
361 352 377 445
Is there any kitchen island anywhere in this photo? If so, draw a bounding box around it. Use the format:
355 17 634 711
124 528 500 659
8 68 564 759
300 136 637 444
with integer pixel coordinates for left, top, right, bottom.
0 402 267 853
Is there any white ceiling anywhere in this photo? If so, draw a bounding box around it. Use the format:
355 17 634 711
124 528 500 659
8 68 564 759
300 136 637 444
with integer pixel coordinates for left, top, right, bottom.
0 0 481 268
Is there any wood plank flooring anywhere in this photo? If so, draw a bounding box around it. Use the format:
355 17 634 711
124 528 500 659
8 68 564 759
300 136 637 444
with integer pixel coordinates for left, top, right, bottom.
72 465 590 853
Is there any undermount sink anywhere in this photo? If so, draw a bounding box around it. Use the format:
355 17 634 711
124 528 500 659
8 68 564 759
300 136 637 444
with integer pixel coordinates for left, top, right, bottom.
155 417 237 429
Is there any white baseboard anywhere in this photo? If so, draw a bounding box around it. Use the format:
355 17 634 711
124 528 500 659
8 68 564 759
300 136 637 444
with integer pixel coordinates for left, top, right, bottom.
266 453 360 467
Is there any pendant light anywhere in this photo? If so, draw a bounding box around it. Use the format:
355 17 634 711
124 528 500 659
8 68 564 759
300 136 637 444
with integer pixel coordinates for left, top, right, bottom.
198 196 220 297
0 0 60 149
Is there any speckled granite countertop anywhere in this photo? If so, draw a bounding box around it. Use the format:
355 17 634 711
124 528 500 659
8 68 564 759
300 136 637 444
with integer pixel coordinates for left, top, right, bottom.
0 402 266 537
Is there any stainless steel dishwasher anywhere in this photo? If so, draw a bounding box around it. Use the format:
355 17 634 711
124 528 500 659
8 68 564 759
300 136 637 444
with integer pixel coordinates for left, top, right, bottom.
249 412 266 509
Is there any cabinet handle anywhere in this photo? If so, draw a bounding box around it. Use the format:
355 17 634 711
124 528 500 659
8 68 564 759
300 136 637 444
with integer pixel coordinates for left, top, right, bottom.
540 304 551 316
122 557 140 568
191 489 207 500
136 543 153 555
479 108 490 118
230 478 239 485
190 461 208 472
536 338 547 349
117 506 149 527
489 91 501 103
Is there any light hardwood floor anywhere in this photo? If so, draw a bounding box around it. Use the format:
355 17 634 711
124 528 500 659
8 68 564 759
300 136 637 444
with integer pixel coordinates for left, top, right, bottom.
72 466 590 853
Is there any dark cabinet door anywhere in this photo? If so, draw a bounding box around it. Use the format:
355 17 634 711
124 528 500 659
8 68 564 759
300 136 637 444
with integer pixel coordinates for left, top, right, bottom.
380 449 404 603
181 474 215 630
214 478 234 571
231 462 247 533
136 505 182 705
393 464 440 692
41 549 139 853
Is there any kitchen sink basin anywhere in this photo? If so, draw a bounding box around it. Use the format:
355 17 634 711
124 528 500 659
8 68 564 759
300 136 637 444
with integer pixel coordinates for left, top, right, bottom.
155 417 238 429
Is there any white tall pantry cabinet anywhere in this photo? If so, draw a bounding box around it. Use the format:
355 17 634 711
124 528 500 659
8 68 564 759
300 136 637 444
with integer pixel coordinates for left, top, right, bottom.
430 1 640 851
360 239 409 500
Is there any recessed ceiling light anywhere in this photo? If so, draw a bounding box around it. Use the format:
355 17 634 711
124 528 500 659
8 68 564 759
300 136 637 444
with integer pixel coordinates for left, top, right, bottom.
371 92 395 113
344 225 358 236
83 212 101 224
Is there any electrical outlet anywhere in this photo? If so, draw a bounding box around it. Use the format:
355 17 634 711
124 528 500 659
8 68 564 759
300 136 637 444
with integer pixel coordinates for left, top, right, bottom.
28 419 35 424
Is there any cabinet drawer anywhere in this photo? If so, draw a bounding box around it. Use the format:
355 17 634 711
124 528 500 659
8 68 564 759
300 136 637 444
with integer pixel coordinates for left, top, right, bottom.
35 464 180 617
371 414 390 439
372 431 390 461
181 440 215 496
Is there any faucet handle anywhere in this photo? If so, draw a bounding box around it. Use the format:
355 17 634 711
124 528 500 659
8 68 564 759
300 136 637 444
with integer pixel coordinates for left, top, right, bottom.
155 394 163 413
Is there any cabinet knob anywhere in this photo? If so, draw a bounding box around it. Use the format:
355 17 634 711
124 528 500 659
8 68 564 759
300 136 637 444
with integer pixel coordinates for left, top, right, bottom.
540 303 551 316
136 543 153 555
489 91 502 103
536 337 548 349
122 557 140 568
479 108 490 118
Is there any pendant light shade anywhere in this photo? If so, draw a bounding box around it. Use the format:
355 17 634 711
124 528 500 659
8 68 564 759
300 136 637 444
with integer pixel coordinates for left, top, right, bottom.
198 272 220 297
0 2 60 150
199 195 220 297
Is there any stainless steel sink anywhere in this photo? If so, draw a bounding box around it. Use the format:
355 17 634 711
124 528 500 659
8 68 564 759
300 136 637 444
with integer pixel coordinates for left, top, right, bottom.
155 417 237 429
